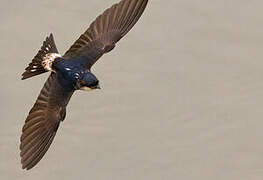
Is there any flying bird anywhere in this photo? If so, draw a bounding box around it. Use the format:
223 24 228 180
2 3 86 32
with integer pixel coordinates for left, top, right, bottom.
20 0 148 170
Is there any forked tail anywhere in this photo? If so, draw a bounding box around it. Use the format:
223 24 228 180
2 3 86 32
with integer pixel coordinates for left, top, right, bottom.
21 34 59 80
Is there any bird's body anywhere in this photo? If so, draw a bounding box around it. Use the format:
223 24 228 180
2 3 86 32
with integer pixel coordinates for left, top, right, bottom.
52 57 90 90
20 0 148 170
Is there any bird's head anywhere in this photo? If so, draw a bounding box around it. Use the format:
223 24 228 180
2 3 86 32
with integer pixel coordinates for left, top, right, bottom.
75 72 100 91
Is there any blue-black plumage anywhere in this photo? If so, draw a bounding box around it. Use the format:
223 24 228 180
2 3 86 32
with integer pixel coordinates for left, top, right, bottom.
52 57 100 91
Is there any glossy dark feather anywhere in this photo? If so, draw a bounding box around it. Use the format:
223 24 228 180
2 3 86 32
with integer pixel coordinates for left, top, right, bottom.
63 0 148 69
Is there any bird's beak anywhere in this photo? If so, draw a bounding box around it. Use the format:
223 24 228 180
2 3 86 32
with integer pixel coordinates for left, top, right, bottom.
89 84 101 90
95 84 101 89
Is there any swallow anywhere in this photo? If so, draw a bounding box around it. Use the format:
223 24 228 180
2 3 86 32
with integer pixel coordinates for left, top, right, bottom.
20 0 148 170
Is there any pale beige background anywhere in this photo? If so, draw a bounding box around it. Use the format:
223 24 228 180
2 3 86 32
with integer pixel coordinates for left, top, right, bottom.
1 0 263 179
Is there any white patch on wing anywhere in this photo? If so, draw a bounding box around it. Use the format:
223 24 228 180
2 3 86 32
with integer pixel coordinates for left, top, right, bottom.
42 53 61 72
65 68 71 71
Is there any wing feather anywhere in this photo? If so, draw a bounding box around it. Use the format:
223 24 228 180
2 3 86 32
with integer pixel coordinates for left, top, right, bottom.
20 74 74 170
63 0 148 68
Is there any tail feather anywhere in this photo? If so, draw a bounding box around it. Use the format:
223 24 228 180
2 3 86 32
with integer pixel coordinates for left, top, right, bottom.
22 34 59 80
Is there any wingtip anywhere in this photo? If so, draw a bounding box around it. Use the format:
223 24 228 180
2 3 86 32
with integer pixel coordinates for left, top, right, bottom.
21 164 33 170
21 164 27 170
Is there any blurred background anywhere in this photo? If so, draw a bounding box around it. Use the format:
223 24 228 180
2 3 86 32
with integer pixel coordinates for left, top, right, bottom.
1 0 263 179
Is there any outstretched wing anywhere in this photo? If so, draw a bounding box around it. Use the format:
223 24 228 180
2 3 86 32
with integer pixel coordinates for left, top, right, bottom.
20 73 74 170
63 0 148 68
